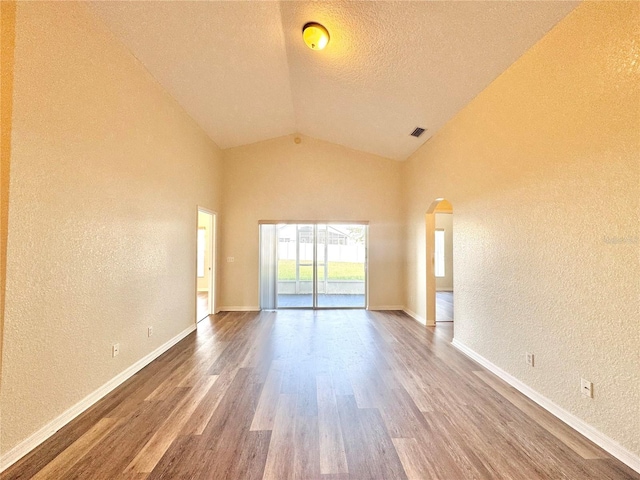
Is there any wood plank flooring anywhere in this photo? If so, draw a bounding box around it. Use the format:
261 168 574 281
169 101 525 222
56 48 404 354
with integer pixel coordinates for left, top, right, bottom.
436 292 453 323
3 310 638 480
197 291 209 322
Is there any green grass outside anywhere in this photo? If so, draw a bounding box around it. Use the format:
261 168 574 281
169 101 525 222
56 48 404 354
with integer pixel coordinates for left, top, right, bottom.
278 260 364 281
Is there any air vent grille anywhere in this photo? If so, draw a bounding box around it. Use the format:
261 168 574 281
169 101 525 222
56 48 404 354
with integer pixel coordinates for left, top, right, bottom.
410 127 426 138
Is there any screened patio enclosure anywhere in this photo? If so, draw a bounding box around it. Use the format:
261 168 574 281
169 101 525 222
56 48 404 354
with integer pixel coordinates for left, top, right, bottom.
259 223 367 309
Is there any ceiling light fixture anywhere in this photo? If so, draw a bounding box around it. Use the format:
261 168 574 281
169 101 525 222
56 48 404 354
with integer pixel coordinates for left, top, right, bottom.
302 22 329 51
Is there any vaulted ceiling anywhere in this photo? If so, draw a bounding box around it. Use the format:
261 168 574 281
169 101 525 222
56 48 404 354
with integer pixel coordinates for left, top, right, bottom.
88 1 578 160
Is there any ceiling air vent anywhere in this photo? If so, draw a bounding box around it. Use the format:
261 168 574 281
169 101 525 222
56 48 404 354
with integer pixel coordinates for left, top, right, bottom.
410 127 426 138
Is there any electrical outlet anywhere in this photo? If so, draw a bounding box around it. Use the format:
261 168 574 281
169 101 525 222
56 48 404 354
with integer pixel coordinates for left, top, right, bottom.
581 378 593 398
112 343 120 357
148 326 153 337
526 352 534 367
227 257 235 263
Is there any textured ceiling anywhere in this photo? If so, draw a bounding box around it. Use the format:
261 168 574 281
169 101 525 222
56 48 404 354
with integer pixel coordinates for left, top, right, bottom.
88 1 578 160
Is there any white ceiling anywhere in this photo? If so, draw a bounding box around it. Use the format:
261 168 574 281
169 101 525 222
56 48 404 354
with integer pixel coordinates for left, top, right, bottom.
88 1 578 160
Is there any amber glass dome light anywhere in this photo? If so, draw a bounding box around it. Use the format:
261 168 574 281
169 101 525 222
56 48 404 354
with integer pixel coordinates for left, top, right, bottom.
302 22 329 50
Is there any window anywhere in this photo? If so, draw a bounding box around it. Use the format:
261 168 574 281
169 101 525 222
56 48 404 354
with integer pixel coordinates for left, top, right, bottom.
197 228 206 278
434 229 445 277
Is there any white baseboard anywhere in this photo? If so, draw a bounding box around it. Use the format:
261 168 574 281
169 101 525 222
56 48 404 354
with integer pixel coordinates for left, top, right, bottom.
402 307 426 325
451 339 640 474
368 305 404 311
219 306 260 312
0 324 196 473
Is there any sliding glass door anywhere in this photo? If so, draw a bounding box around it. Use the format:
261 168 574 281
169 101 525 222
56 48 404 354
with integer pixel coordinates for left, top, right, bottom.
276 224 314 308
259 222 367 309
316 224 366 308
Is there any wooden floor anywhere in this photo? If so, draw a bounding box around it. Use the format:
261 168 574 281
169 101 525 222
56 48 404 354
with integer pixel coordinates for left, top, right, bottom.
5 310 638 480
197 291 209 322
436 292 453 323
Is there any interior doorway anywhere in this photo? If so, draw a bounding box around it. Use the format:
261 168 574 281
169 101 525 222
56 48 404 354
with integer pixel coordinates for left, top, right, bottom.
259 222 368 309
425 199 453 326
196 208 216 322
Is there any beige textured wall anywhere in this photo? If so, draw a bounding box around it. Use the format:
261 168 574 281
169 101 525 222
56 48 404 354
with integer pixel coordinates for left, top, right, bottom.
0 0 17 402
221 135 403 310
403 1 639 457
1 2 223 454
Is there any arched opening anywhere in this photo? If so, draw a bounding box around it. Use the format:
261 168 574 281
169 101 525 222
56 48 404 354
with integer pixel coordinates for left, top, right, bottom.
425 199 453 327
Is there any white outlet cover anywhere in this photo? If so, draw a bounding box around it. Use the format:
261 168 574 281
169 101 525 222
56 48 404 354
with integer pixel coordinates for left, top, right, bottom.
581 378 593 398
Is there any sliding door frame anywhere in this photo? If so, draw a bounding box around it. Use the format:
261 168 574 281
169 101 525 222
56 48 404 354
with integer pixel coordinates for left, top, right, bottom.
312 224 318 309
259 220 369 310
